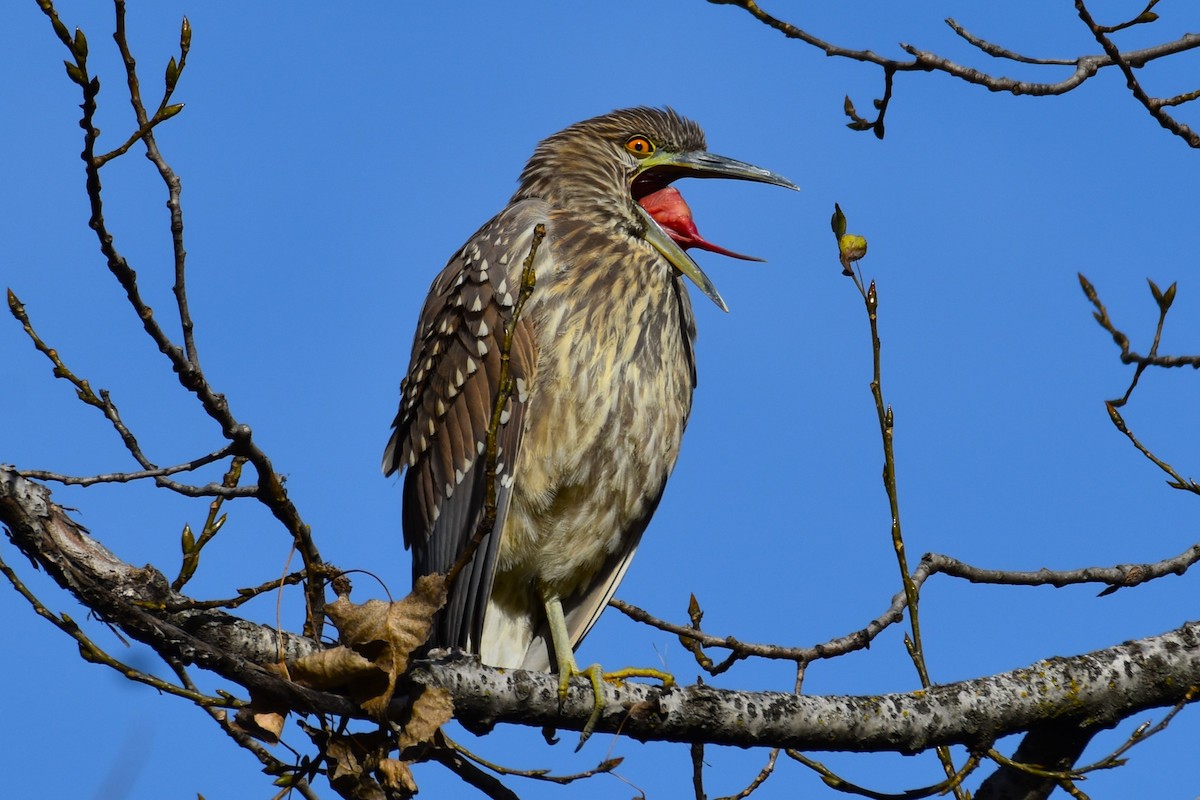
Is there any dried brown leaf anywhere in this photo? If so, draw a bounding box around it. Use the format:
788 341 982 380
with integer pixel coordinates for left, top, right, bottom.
329 574 447 669
322 730 396 800
319 574 448 719
397 686 454 750
233 696 288 744
229 663 290 743
291 644 378 690
326 734 368 783
378 759 418 795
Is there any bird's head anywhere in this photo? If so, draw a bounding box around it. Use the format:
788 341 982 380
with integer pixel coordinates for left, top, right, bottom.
514 107 796 311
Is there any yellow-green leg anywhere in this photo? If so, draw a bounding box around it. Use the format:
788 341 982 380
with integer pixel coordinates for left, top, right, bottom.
539 587 603 747
539 586 675 749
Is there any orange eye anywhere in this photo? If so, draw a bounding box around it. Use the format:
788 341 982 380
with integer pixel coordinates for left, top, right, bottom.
625 136 655 157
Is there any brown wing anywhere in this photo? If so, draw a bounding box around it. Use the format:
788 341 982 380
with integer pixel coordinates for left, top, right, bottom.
383 200 545 651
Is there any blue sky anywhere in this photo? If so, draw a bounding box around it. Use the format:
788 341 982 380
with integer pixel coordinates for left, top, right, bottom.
3 2 1199 798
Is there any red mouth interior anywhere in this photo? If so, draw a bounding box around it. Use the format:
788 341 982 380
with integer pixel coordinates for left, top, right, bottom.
637 186 763 262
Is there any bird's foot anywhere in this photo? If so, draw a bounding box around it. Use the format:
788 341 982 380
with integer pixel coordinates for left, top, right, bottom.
602 666 676 689
560 662 606 751
565 665 676 750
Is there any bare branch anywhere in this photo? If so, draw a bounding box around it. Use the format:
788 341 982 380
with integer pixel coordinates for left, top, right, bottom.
32 1 327 634
925 544 1200 593
708 1 1200 144
946 18 1076 66
1073 0 1200 147
784 749 981 799
4 467 1199 755
1079 274 1200 371
713 748 779 800
18 444 240 486
110 0 198 365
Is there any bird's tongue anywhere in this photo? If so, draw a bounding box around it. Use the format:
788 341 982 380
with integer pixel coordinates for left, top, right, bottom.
638 187 764 262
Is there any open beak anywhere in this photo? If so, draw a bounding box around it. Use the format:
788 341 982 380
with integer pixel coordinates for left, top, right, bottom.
632 150 797 312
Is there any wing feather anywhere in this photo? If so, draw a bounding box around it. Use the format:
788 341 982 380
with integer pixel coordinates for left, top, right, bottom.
384 199 546 651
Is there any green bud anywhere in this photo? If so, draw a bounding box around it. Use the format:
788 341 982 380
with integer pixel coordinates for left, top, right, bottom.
831 203 847 239
1148 278 1177 313
63 60 85 85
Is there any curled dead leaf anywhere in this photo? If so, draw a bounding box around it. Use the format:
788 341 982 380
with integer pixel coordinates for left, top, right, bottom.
378 758 418 795
291 644 377 690
397 686 454 750
291 574 449 720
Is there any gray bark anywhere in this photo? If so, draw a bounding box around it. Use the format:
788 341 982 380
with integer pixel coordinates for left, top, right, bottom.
2 465 1197 756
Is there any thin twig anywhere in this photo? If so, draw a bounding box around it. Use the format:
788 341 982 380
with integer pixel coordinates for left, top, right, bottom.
34 0 327 636
0 543 230 707
17 444 239 487
111 1 198 365
613 560 889 672
784 749 982 799
946 18 1077 66
1078 275 1200 497
166 657 323 800
163 570 310 612
439 731 620 785
174 456 247 590
842 253 961 795
713 748 779 800
1072 686 1198 776
616 534 1200 670
709 0 1200 144
928 543 1200 594
1074 0 1200 147
1079 275 1199 368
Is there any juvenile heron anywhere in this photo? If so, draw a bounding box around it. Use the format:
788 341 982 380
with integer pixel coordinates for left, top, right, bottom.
383 107 794 702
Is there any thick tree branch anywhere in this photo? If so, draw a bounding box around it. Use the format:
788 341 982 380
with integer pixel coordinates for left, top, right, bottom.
4 466 1197 756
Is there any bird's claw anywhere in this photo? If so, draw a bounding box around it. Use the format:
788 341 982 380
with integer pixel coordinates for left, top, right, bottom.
567 664 676 750
571 662 606 751
602 666 675 689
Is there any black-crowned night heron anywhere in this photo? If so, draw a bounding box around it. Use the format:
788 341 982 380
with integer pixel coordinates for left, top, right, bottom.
383 107 794 716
